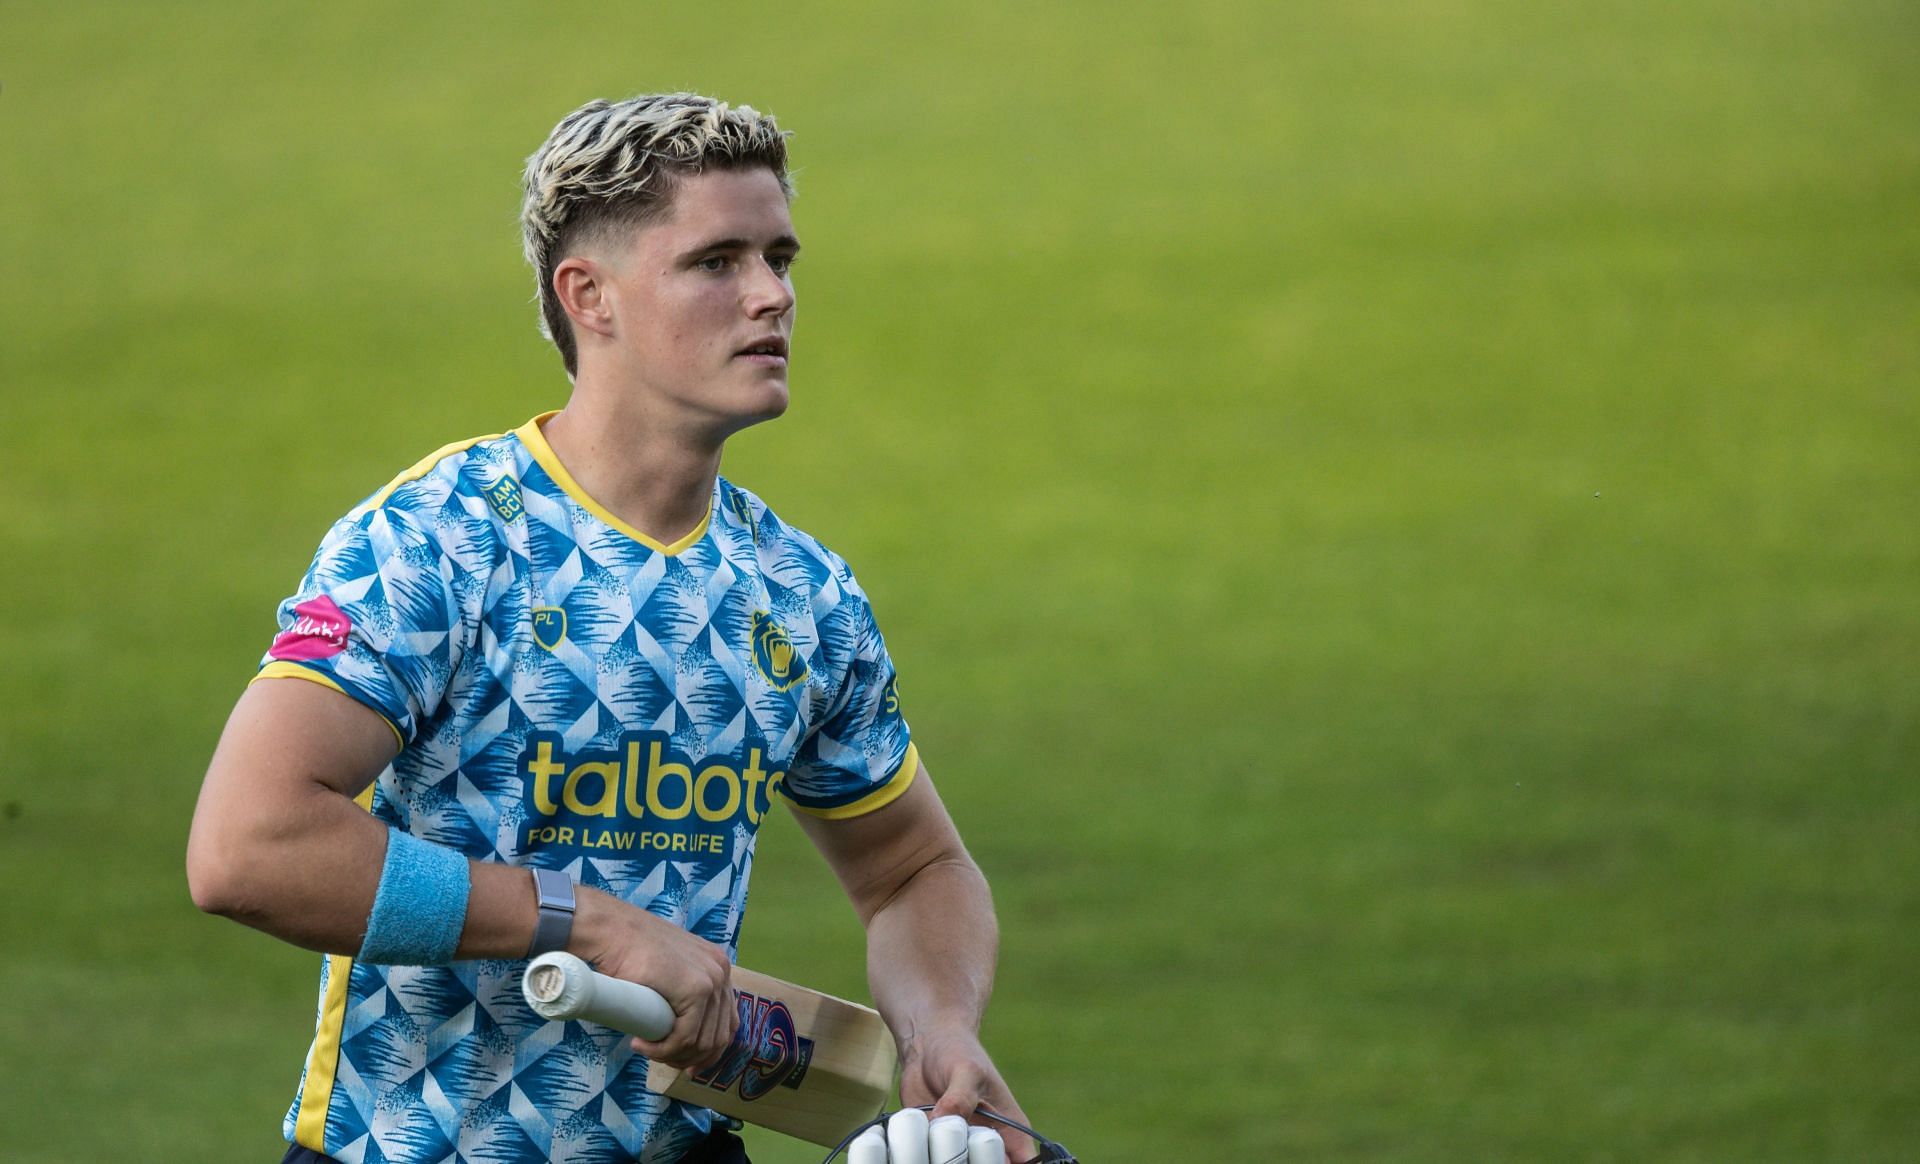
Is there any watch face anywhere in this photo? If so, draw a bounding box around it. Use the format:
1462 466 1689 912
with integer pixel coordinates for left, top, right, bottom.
534 868 575 910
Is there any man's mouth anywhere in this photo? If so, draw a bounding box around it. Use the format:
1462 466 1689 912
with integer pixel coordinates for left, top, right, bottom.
736 336 789 362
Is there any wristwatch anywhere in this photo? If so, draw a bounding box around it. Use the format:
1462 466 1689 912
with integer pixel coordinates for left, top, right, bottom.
526 867 576 958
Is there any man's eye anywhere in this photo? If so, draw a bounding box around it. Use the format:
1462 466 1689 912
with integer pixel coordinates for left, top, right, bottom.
696 256 729 272
768 254 797 275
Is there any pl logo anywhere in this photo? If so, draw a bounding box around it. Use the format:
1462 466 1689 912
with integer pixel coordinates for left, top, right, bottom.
532 606 567 651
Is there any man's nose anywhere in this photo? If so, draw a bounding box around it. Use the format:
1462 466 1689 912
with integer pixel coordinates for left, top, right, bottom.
745 258 794 317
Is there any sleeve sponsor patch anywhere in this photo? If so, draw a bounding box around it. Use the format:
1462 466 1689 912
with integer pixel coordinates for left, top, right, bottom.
270 594 352 661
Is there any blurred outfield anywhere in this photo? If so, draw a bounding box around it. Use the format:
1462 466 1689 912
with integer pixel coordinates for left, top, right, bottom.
2 1 1916 1159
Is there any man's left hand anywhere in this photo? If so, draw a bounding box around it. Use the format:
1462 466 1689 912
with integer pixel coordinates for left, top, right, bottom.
899 1026 1035 1160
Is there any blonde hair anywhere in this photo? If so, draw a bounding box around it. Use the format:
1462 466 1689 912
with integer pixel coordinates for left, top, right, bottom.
521 93 793 376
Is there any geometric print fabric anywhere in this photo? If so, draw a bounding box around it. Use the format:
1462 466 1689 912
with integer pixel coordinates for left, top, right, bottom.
260 415 914 1162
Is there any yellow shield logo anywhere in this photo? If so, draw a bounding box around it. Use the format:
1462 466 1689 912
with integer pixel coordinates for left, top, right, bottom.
752 610 808 692
485 476 525 523
532 606 567 651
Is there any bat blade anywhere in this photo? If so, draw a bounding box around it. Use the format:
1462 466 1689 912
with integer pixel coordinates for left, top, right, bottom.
522 954 897 1147
649 965 897 1147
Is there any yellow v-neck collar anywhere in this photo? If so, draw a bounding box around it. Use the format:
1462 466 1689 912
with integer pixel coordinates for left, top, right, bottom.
513 412 713 556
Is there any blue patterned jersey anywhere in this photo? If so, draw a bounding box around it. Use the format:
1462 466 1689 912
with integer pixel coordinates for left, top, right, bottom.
256 413 915 1164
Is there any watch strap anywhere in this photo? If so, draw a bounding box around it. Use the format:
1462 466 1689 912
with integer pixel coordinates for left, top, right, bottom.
526 867 576 958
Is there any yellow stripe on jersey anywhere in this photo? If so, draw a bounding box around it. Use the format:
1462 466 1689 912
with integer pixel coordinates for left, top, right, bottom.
253 662 406 751
366 430 507 509
782 742 920 820
294 781 378 1151
514 413 712 556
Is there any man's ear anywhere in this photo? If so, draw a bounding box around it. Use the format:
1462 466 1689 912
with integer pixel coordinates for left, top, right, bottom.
553 256 616 340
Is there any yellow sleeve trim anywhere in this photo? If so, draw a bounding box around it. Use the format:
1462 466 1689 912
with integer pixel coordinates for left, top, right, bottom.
367 430 507 509
514 412 712 556
783 742 920 820
253 662 407 751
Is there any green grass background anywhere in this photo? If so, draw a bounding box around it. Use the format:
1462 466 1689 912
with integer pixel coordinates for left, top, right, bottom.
2 1 1915 1159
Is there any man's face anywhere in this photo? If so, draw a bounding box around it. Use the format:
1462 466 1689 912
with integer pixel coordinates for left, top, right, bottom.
594 167 799 437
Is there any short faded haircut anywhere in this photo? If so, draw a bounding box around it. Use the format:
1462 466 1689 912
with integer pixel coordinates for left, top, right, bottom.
521 93 793 376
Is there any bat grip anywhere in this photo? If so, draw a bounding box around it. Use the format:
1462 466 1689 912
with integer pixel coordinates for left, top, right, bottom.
522 951 675 1041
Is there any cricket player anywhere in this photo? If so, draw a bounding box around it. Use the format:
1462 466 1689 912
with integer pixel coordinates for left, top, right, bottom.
188 92 1033 1164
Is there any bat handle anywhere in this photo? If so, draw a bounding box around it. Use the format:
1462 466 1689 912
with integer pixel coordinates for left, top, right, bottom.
522 951 676 1042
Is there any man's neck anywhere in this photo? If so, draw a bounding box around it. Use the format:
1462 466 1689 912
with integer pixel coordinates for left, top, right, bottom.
540 388 723 549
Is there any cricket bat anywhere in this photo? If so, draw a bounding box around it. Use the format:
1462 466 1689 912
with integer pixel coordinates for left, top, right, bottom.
523 952 897 1147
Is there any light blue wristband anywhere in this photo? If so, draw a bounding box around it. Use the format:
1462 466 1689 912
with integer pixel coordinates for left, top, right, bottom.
358 829 471 965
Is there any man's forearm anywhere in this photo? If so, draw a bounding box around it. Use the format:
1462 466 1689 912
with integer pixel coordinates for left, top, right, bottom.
864 853 1000 1049
798 768 1031 1145
187 677 545 961
188 764 544 960
189 679 741 1066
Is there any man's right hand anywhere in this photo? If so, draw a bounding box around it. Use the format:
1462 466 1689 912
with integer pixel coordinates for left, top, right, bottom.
568 887 738 1069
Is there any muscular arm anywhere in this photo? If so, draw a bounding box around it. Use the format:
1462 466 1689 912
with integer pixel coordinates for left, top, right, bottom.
794 760 1034 1154
186 676 736 1066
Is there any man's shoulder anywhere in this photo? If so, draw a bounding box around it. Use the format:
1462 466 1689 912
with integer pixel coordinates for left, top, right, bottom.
323 426 531 560
349 428 521 513
715 478 856 584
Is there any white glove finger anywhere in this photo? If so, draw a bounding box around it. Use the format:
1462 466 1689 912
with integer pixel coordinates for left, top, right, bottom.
966 1127 1007 1164
887 1107 931 1164
848 1126 888 1164
929 1114 970 1164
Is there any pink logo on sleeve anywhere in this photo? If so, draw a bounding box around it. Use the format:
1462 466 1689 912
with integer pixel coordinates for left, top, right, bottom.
270 595 353 661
